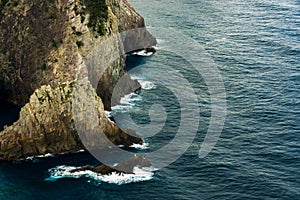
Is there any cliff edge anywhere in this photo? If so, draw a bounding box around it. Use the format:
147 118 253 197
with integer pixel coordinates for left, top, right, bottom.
0 0 156 160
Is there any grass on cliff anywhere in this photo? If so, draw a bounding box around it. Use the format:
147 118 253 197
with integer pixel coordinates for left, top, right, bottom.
0 0 9 14
80 0 108 36
0 0 19 14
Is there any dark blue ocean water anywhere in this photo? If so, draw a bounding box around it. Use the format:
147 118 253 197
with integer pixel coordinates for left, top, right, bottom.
0 0 299 199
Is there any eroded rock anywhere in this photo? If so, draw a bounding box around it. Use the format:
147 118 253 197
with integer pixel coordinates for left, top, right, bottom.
0 0 156 160
71 156 151 175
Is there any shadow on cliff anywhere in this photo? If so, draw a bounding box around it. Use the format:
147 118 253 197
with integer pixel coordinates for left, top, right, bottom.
0 100 20 131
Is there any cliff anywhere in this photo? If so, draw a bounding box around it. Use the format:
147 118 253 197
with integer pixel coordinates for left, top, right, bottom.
0 0 156 160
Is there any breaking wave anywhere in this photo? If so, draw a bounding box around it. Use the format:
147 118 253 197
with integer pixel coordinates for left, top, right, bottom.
139 80 156 90
130 142 150 150
25 153 55 160
45 165 154 185
130 75 156 90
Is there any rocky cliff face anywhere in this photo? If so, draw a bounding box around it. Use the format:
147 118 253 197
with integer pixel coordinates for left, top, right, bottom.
0 0 156 160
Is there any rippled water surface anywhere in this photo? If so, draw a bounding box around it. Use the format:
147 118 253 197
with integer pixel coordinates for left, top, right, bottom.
0 0 299 199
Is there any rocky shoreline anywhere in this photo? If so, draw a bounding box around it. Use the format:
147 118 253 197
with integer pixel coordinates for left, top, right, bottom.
0 0 156 161
70 156 151 175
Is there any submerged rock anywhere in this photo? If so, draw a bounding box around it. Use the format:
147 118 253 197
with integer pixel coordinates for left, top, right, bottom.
71 156 151 175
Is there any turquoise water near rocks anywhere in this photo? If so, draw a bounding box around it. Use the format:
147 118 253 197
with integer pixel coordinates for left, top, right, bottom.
0 0 299 199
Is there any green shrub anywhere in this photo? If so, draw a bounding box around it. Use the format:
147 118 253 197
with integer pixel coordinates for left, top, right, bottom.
49 12 57 19
76 40 84 48
13 0 19 7
0 0 9 14
81 0 108 36
52 40 58 48
97 22 106 36
75 31 83 36
42 63 47 70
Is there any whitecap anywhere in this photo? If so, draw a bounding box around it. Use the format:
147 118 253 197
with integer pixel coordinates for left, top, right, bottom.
156 38 165 45
24 156 35 161
130 142 149 150
129 75 156 90
132 50 154 57
111 104 129 111
45 165 154 185
154 38 167 50
36 153 55 158
25 153 55 160
105 111 113 118
120 93 142 105
112 93 143 111
139 80 156 90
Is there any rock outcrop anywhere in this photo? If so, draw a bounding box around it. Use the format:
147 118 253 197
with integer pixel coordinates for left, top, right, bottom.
70 156 151 175
0 0 156 160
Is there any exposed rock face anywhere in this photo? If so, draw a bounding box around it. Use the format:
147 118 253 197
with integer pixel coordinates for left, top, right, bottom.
0 80 142 160
0 0 156 160
96 0 157 109
70 156 151 175
0 0 69 106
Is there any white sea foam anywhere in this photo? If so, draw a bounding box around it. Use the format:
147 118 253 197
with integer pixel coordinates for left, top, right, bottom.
139 80 156 90
25 153 55 160
112 93 142 111
45 165 154 185
105 111 113 118
130 142 149 150
111 104 129 111
155 38 166 50
132 49 155 57
156 38 165 45
120 93 142 105
25 150 86 161
36 153 55 158
129 75 156 90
